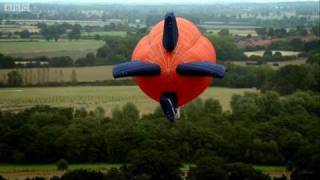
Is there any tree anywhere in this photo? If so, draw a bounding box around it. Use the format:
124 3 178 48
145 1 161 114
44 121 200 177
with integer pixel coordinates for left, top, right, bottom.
7 71 22 86
187 156 227 180
56 159 68 171
19 30 30 38
311 25 320 36
218 29 230 36
255 28 267 37
123 149 183 180
273 51 283 61
60 169 104 180
68 24 81 40
70 69 77 83
306 53 320 65
271 65 310 95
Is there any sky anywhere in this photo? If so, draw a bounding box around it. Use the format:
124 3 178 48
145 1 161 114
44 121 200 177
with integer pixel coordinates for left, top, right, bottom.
0 0 318 4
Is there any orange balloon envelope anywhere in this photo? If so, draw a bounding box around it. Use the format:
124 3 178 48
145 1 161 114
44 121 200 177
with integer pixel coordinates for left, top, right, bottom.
113 13 226 122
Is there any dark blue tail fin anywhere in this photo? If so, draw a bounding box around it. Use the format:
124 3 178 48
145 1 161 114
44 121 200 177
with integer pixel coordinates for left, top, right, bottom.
176 62 226 78
160 93 178 122
112 61 161 78
163 12 179 52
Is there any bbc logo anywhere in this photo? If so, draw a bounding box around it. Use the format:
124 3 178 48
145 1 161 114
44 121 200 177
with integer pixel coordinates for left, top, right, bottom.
4 3 31 12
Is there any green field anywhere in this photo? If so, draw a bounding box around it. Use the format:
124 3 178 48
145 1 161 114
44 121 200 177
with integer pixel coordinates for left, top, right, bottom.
81 31 127 37
0 39 105 59
0 86 258 114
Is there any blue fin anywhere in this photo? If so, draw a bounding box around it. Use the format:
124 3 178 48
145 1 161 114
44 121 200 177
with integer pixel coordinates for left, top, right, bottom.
163 12 178 52
160 93 178 122
176 62 226 78
113 61 161 78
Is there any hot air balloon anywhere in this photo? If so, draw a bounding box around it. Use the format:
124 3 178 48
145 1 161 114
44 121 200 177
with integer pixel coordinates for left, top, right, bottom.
113 12 226 122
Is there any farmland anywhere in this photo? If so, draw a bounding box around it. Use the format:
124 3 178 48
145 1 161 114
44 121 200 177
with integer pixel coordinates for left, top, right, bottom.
0 86 258 114
0 39 105 59
0 65 114 84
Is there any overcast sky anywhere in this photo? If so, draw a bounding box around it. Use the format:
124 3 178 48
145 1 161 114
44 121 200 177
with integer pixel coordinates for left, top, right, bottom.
0 0 318 4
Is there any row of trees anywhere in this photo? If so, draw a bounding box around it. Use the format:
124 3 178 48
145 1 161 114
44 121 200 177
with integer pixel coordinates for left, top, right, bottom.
38 23 81 41
255 26 320 38
0 89 318 179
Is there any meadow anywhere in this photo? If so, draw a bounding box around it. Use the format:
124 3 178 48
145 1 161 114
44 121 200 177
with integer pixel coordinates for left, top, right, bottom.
0 86 258 114
0 39 105 59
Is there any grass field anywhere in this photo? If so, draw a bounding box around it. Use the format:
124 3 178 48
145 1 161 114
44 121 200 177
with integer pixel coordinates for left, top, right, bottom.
81 31 127 37
0 39 105 59
244 50 301 57
0 86 258 114
0 163 287 180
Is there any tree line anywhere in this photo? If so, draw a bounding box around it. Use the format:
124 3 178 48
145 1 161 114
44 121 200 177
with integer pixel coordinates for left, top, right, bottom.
0 89 319 179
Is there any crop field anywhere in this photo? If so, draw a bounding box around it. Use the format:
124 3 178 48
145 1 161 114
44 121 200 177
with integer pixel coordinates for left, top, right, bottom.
0 65 114 84
0 163 286 180
81 31 127 37
0 86 258 115
0 39 105 59
244 50 301 57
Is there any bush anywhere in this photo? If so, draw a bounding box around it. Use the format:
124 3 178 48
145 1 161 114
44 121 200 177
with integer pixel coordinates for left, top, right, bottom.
25 177 45 180
123 149 183 180
60 169 104 180
187 156 227 180
105 168 126 180
56 159 68 171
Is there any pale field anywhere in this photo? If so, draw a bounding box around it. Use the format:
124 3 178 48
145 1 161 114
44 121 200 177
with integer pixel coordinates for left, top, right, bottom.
0 65 114 84
0 86 258 115
244 50 301 57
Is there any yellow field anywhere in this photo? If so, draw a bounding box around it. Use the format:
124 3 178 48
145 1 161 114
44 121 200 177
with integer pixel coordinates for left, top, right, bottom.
0 86 257 115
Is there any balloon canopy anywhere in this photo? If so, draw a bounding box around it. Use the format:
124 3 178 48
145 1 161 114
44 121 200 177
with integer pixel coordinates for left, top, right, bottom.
113 13 226 122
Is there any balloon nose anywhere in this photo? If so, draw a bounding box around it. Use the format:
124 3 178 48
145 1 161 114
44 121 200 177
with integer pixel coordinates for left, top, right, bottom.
163 12 179 52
